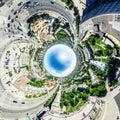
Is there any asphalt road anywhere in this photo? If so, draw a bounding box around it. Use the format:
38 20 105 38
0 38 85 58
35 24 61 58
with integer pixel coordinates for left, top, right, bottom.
0 84 58 119
0 0 76 119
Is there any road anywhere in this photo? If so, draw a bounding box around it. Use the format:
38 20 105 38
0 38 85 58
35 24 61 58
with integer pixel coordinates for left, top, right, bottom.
0 83 58 119
100 81 119 120
0 0 77 119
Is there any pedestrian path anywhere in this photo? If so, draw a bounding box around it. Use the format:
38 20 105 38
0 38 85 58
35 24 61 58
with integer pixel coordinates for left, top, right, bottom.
101 82 119 120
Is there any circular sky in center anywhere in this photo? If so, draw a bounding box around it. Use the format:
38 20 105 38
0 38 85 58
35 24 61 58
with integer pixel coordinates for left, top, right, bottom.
43 44 77 77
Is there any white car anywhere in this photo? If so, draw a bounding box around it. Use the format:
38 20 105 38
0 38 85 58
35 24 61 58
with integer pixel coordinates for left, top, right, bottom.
65 6 69 11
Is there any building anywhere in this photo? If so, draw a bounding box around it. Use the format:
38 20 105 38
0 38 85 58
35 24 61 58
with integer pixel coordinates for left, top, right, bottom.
80 0 120 44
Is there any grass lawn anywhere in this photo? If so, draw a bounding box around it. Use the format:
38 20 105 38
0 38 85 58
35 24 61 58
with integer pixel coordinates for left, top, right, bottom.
29 79 46 87
74 99 85 110
56 30 70 40
95 58 109 63
86 35 113 56
65 99 85 113
61 89 89 114
89 41 106 52
56 30 73 46
95 43 105 50
66 106 73 113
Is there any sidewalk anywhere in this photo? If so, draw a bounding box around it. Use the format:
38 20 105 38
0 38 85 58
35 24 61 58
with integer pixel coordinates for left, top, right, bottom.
101 82 119 120
73 0 86 16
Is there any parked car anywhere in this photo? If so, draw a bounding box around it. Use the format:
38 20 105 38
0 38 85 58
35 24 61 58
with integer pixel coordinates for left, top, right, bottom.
21 102 25 104
18 2 23 6
50 1 54 4
13 100 17 103
26 1 31 4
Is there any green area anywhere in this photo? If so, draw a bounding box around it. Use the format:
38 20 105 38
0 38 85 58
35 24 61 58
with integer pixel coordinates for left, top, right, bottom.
34 47 43 61
63 60 107 99
61 0 74 10
83 34 120 87
40 13 50 19
26 91 48 98
26 94 37 98
28 30 35 37
56 29 73 46
87 64 107 96
104 35 120 55
29 77 46 87
74 7 80 34
60 88 88 114
89 84 106 96
88 63 107 79
25 65 31 71
29 45 34 57
31 13 51 25
56 30 69 39
7 50 10 53
112 81 120 88
94 56 120 87
94 57 109 63
8 71 13 77
115 44 120 55
83 35 114 57
33 47 44 71
74 74 91 87
44 90 57 108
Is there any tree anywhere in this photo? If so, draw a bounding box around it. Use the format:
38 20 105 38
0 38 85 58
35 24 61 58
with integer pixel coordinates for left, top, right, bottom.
61 0 67 3
82 93 89 100
90 88 99 96
60 102 64 108
9 71 12 77
68 3 74 10
74 7 79 16
95 50 103 56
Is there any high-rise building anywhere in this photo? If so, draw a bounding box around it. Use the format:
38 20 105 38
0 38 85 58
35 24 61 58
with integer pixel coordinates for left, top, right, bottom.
80 0 120 43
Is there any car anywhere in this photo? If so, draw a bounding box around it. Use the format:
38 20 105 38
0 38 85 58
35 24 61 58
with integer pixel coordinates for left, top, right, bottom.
6 81 10 84
21 102 25 104
7 23 10 27
11 9 14 12
26 1 31 4
14 11 17 15
8 15 11 20
15 16 18 20
50 1 54 4
13 100 17 103
4 65 9 69
34 2 39 5
11 19 14 23
65 6 68 11
8 29 11 32
24 5 29 9
15 15 18 18
18 2 23 6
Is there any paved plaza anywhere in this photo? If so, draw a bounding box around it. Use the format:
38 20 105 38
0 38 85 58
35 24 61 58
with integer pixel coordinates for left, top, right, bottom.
0 0 119 120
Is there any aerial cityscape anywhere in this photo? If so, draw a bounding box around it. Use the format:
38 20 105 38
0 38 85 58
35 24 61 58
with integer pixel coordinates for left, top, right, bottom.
0 0 120 120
